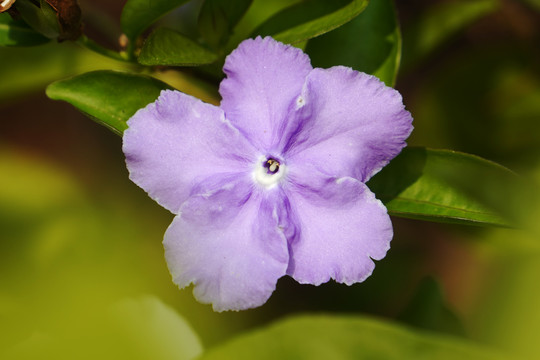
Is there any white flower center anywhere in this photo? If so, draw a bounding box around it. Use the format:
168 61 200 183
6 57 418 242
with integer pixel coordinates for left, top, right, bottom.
253 156 286 189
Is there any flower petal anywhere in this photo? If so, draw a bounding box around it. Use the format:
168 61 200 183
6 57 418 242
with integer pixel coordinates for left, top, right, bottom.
284 169 393 286
164 178 289 311
123 90 255 214
219 36 312 151
283 66 413 182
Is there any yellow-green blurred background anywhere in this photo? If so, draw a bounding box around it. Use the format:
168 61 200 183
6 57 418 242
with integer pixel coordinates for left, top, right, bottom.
1 0 540 358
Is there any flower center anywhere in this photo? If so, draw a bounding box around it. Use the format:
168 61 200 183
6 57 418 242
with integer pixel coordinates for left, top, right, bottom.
253 156 286 189
264 158 280 174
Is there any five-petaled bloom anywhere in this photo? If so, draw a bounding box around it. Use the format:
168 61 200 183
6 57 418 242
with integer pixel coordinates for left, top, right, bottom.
123 36 413 311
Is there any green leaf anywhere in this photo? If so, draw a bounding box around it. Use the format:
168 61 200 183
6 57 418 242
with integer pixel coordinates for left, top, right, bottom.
398 277 467 337
39 0 60 34
14 0 60 39
108 296 203 360
402 0 499 68
198 0 253 48
138 27 218 66
0 12 49 46
121 0 190 41
305 0 401 86
367 147 516 227
199 315 508 360
251 0 369 44
46 70 172 135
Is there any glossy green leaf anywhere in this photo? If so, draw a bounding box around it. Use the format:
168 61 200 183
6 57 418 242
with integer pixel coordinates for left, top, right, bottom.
138 27 218 66
198 0 252 48
121 0 190 41
402 0 499 68
367 147 516 227
251 0 368 44
0 12 49 46
200 315 508 360
224 0 302 48
306 0 401 86
46 71 172 135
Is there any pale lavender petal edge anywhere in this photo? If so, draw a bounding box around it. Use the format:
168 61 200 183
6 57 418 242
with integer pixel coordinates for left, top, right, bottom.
164 179 289 312
283 66 413 183
284 175 393 286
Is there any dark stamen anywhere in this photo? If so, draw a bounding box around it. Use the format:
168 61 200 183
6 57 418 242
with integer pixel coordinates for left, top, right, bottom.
264 158 280 174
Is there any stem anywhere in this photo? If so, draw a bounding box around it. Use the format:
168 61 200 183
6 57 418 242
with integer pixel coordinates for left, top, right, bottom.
76 35 132 63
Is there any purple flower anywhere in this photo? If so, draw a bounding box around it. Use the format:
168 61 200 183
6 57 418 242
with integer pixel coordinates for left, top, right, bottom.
123 36 413 311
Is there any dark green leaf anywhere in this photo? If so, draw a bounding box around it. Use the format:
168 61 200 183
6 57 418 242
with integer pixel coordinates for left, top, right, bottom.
398 277 467 337
138 27 218 66
199 315 508 360
198 0 252 48
39 0 60 34
520 0 540 10
46 70 172 135
0 12 49 46
306 0 401 86
402 0 499 69
251 0 369 44
367 147 516 227
14 0 59 39
121 0 190 41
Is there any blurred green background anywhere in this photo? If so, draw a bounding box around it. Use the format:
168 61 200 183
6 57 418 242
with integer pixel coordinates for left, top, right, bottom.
1 0 540 358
